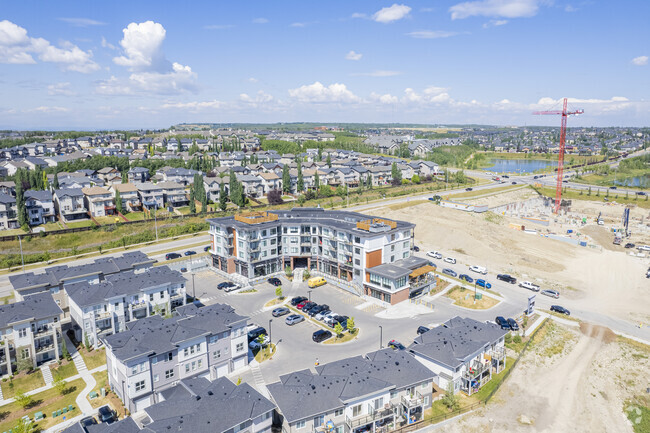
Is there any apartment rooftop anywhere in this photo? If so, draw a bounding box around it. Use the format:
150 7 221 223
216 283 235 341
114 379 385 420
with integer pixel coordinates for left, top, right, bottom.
0 292 62 328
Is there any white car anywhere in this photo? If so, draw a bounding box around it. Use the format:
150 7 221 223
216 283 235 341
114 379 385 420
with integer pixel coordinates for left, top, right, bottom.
469 265 487 275
444 257 456 264
519 281 540 292
323 314 340 326
637 245 650 252
315 310 332 321
427 251 442 259
249 335 269 350
223 283 241 292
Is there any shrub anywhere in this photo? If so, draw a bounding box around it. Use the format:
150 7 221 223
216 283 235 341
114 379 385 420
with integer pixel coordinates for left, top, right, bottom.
504 333 512 344
441 382 460 411
284 266 292 277
513 334 522 344
267 189 284 205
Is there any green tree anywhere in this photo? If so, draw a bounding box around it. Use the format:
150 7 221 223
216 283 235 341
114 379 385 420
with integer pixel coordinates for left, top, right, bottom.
275 286 283 298
11 417 34 433
14 390 32 409
314 170 320 189
366 174 373 189
121 171 128 183
189 185 196 214
297 161 304 192
53 373 67 395
84 333 91 350
391 162 402 186
441 382 460 411
115 190 124 214
412 174 421 184
52 171 59 189
284 265 292 277
282 164 291 193
334 322 344 338
346 316 356 333
219 182 227 211
61 335 70 360
326 153 332 168
318 146 323 161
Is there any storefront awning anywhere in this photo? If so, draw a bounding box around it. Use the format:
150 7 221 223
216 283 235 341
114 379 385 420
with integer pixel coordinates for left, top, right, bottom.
409 265 436 279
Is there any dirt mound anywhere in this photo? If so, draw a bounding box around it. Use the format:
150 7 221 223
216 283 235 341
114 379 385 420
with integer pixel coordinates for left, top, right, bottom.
581 225 618 251
579 322 617 343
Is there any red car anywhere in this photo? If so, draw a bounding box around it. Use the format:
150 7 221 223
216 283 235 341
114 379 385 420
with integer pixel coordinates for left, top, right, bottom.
296 301 309 310
298 301 315 310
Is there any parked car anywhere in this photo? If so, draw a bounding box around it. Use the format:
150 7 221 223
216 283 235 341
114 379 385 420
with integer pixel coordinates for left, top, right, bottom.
272 307 290 317
330 315 348 329
465 187 473 191
223 283 240 293
469 265 487 275
637 192 647 196
323 314 339 327
249 335 269 351
637 245 650 252
475 279 492 289
428 195 442 201
495 316 510 330
502 175 509 178
308 305 326 317
443 257 456 264
497 274 517 284
184 250 196 256
388 340 406 350
624 243 635 249
299 301 316 311
180 267 188 273
550 305 570 315
203 245 211 252
247 327 267 341
98 406 116 425
413 245 420 252
459 274 474 283
507 318 519 331
442 268 457 278
427 251 442 259
541 289 560 299
290 296 307 306
267 277 282 286
416 326 430 335
80 416 98 428
512 181 517 184
519 281 540 292
609 186 617 189
312 329 333 343
285 314 304 326
307 277 327 288
315 310 332 321
165 253 181 260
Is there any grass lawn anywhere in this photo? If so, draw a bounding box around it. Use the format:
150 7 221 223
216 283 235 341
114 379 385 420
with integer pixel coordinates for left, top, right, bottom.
0 370 45 398
66 220 95 229
534 186 650 209
467 356 517 403
2 228 27 236
176 206 190 215
323 330 359 345
445 286 499 310
256 197 269 204
625 395 650 433
253 344 276 363
50 360 78 380
41 222 64 232
448 184 526 200
124 212 145 221
387 199 429 211
0 378 85 433
94 215 123 225
264 298 285 308
78 347 106 371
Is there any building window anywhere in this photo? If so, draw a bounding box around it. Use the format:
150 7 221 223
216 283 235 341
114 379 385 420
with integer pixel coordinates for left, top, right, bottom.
374 397 384 410
184 348 189 356
390 255 395 262
135 380 145 392
165 369 174 379
168 352 173 361
18 328 27 338
403 251 409 258
153 374 159 383
131 366 138 375
21 348 29 359
314 415 324 427
354 247 360 254
354 237 360 244
390 390 398 399
197 359 202 369
185 364 190 373
160 291 164 297
352 404 362 417
149 294 154 301
236 342 244 352
403 241 409 248
391 245 395 252
354 259 360 266
296 420 305 429
334 408 343 416
424 396 429 406
421 381 428 389
213 350 221 359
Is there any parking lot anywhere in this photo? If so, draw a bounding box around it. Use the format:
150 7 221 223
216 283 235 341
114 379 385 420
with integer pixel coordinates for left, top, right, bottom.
190 268 525 387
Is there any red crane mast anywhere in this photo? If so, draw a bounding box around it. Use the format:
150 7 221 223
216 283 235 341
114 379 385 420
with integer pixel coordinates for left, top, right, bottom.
533 98 584 213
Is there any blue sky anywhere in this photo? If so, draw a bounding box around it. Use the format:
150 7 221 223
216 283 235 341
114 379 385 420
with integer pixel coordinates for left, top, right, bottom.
1 0 649 129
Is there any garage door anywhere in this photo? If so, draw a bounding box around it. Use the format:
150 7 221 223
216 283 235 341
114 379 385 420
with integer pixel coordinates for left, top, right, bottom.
216 363 229 378
232 356 247 371
133 396 151 412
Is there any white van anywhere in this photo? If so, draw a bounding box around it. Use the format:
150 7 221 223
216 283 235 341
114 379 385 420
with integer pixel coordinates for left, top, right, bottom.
469 265 487 275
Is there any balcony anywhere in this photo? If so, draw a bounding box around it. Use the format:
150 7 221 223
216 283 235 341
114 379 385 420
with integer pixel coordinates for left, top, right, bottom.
401 391 423 408
33 324 55 336
131 301 147 311
346 402 396 430
35 342 55 354
94 311 112 320
462 359 491 382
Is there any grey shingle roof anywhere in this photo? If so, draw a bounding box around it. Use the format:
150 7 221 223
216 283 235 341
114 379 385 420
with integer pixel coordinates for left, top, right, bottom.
0 292 62 328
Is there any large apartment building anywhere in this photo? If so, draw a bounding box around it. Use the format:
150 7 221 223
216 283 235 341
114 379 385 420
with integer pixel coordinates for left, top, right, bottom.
0 293 63 377
268 348 436 433
65 266 187 347
103 303 249 413
207 208 434 304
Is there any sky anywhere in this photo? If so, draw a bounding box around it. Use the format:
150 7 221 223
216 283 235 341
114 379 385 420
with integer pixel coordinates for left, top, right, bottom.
1 0 649 129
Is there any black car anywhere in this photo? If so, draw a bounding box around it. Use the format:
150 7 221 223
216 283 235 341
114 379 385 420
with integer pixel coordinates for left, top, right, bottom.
465 187 473 191
502 175 509 178
624 243 635 249
637 191 647 196
307 305 325 317
98 405 116 425
442 268 457 278
388 340 405 350
247 327 267 341
290 296 307 306
497 274 517 284
80 416 98 428
217 281 236 290
512 181 517 184
268 277 282 286
165 253 181 260
610 186 617 189
319 304 330 312
495 316 510 330
550 305 570 315
413 245 420 252
300 301 317 311
312 329 333 343
184 250 197 256
416 326 430 335
507 318 519 331
203 245 211 252
459 274 474 283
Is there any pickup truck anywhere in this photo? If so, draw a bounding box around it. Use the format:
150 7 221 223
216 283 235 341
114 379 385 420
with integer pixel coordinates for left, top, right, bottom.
519 281 540 292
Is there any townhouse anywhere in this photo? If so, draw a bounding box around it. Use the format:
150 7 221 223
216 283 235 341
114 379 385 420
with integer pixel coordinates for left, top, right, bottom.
207 208 430 304
0 192 19 230
237 174 264 197
9 251 155 314
258 171 282 193
135 183 165 210
128 167 150 183
268 348 436 433
161 167 200 185
109 183 142 212
157 181 188 207
66 266 187 347
408 316 507 396
23 190 56 226
103 303 249 413
82 186 116 217
0 293 63 376
54 188 89 223
203 177 226 202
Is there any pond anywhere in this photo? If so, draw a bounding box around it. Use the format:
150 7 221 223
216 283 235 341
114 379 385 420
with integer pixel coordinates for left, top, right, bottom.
482 158 558 174
613 174 650 188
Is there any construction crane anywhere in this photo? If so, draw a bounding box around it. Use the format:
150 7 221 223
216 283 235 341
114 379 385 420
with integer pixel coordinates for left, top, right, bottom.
533 98 584 213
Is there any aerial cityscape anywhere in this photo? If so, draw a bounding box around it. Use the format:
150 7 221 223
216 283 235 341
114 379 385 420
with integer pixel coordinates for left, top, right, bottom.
0 1 649 433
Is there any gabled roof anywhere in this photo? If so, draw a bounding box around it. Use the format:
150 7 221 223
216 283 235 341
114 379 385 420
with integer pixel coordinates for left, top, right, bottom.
0 292 62 328
54 188 84 198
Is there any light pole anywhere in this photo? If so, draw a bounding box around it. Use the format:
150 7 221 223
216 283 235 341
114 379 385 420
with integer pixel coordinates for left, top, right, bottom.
308 290 313 301
378 325 383 349
192 272 196 301
154 206 159 242
18 235 25 273
268 319 273 347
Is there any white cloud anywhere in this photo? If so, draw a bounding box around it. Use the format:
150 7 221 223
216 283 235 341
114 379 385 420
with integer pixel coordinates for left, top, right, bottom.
631 55 648 66
402 86 452 104
0 20 99 72
483 19 509 27
288 82 359 103
203 24 235 30
47 82 76 96
108 21 198 94
345 50 363 61
370 92 399 104
564 5 577 12
239 90 274 106
161 100 223 110
26 106 69 113
101 37 116 50
290 22 307 28
373 4 412 23
57 18 106 27
248 77 259 83
351 70 402 77
450 0 539 20
252 18 269 24
350 13 367 19
407 30 460 39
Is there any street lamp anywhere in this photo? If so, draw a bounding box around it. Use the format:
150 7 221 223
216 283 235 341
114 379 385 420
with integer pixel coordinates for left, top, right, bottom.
308 290 313 301
378 325 383 349
268 319 273 346
18 235 25 273
192 272 196 301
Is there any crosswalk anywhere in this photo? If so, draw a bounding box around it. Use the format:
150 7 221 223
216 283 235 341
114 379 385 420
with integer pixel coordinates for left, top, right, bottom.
41 364 53 385
250 363 270 399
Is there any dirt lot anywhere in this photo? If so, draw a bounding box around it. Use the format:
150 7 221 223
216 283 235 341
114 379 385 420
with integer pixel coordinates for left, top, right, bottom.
379 200 650 324
451 186 539 208
436 322 649 433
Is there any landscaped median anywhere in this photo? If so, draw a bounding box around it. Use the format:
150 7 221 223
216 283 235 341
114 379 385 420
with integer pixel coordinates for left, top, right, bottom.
444 286 500 310
0 370 45 399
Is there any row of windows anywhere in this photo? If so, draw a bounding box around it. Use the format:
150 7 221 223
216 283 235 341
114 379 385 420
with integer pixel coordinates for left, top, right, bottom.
153 369 175 382
183 343 201 357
